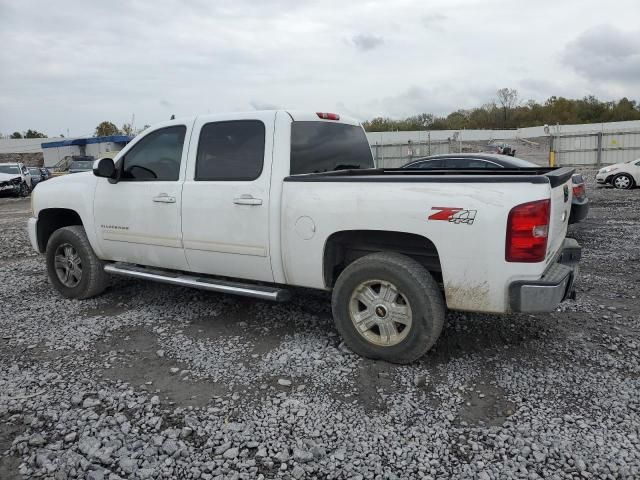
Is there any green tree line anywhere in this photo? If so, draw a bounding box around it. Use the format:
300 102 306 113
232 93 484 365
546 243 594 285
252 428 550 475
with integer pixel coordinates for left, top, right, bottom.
5 129 48 139
94 121 149 137
363 91 640 132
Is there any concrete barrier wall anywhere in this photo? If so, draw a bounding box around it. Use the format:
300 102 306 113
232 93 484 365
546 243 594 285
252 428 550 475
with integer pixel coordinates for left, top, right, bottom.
555 130 640 166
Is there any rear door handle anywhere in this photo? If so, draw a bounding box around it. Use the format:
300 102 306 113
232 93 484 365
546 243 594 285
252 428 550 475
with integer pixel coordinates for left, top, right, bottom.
153 194 176 203
233 195 263 206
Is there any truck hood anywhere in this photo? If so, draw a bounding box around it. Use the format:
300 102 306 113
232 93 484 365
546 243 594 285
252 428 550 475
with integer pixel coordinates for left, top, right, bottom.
31 171 98 218
0 173 21 182
34 171 93 193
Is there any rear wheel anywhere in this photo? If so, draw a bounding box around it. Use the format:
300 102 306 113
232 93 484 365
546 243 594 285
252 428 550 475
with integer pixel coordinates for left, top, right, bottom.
331 252 445 364
612 173 634 189
46 226 110 299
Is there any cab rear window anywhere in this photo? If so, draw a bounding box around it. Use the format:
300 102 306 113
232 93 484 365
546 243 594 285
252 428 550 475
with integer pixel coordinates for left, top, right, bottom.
290 122 374 175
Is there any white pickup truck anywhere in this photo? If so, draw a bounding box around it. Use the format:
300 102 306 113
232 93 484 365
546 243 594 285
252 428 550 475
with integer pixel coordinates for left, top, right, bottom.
28 111 581 363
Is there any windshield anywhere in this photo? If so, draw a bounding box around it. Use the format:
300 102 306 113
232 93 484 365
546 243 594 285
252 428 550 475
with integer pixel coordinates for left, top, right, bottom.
29 168 40 174
290 122 374 175
70 161 94 169
0 165 19 175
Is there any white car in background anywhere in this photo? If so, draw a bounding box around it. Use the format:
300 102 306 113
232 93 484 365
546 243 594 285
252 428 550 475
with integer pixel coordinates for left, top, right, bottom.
0 162 32 196
596 158 640 189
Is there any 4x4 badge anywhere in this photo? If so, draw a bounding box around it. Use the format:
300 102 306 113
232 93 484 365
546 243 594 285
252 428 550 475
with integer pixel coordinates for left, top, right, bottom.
428 207 477 225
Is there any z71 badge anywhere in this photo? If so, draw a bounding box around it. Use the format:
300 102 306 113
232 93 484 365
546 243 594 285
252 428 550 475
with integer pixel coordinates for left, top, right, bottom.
428 207 477 225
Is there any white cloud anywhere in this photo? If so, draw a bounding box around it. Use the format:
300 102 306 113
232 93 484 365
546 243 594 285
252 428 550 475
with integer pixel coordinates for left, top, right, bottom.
563 25 640 83
0 0 639 135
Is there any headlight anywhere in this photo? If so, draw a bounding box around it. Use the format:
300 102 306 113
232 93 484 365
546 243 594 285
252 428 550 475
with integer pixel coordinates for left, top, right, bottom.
603 167 618 173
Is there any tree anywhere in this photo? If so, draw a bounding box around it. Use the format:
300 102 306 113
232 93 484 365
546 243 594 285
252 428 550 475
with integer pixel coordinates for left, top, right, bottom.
95 121 120 137
121 123 134 136
496 88 519 127
10 131 23 139
24 129 47 138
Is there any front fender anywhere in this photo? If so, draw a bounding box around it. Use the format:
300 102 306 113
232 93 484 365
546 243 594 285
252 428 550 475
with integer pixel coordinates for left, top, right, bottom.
32 173 105 259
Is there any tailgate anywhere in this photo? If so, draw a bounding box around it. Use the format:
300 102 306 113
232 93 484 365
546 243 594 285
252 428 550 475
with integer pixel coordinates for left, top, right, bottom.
545 168 574 263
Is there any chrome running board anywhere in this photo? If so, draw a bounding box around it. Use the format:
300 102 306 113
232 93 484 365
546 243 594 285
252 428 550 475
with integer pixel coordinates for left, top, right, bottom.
104 263 291 302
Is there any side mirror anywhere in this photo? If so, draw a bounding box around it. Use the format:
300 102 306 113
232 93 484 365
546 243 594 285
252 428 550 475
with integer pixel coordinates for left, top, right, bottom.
93 158 116 179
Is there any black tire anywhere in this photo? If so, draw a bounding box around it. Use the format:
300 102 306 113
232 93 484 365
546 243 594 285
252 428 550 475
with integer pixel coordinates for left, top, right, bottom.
46 226 110 299
18 182 30 197
331 252 445 364
612 173 634 190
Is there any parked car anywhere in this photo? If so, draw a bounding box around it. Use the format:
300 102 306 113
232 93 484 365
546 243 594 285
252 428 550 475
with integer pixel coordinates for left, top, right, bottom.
0 162 31 196
595 158 640 189
483 142 516 156
68 159 95 174
28 167 46 188
402 153 589 224
40 167 52 180
28 111 580 364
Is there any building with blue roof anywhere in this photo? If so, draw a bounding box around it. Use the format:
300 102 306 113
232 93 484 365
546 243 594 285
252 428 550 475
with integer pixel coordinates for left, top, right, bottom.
41 135 133 167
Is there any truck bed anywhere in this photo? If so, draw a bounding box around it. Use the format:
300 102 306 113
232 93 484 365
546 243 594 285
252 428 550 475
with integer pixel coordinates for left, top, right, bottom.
284 166 575 187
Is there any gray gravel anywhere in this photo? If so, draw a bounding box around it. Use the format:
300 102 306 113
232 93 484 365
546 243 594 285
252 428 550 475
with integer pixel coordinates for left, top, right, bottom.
1 170 639 479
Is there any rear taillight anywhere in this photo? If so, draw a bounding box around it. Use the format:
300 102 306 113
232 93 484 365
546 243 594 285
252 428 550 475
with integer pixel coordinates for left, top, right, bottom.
506 199 550 262
572 183 585 199
316 112 340 120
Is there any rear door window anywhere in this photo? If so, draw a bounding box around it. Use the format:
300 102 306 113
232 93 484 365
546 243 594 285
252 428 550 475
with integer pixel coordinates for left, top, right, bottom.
443 158 495 168
195 120 265 181
409 159 444 168
290 122 374 175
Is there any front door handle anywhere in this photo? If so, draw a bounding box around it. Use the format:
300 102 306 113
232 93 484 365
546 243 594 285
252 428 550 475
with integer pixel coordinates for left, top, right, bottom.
153 194 176 203
233 194 263 206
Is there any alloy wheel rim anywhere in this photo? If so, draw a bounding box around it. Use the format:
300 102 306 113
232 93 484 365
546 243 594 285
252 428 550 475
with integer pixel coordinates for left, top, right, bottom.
54 243 82 288
349 279 412 347
615 176 630 188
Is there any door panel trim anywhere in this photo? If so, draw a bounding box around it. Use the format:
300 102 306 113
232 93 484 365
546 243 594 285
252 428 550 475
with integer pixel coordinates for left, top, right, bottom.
102 231 182 248
183 239 267 257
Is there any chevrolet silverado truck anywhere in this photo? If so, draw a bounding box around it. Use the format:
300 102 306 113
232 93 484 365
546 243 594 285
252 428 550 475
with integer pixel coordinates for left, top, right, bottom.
27 111 581 363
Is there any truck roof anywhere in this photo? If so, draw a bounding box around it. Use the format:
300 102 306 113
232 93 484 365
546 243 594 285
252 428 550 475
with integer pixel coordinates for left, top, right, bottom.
167 110 361 127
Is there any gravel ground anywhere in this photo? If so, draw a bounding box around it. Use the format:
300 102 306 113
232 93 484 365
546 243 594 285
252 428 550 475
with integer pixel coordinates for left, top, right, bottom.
1 171 639 479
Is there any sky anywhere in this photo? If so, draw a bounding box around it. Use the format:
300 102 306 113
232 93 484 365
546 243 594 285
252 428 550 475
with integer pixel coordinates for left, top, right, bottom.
1 0 639 137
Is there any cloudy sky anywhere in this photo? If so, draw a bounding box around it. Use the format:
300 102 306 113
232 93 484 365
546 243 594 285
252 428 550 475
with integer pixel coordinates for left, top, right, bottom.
1 0 639 137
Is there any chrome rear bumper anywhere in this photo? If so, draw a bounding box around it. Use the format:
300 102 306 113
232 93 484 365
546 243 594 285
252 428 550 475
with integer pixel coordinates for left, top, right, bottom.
509 238 581 313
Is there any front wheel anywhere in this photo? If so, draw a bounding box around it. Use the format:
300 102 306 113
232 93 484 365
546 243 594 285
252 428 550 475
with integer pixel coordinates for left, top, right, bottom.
612 173 634 190
18 182 30 197
331 252 445 364
46 226 110 299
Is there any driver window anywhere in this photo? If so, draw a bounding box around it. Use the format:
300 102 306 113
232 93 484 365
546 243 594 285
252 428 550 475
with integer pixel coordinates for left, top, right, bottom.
121 126 186 181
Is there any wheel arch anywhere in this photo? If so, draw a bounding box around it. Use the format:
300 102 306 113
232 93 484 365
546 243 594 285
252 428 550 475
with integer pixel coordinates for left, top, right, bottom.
322 229 442 288
37 208 83 252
